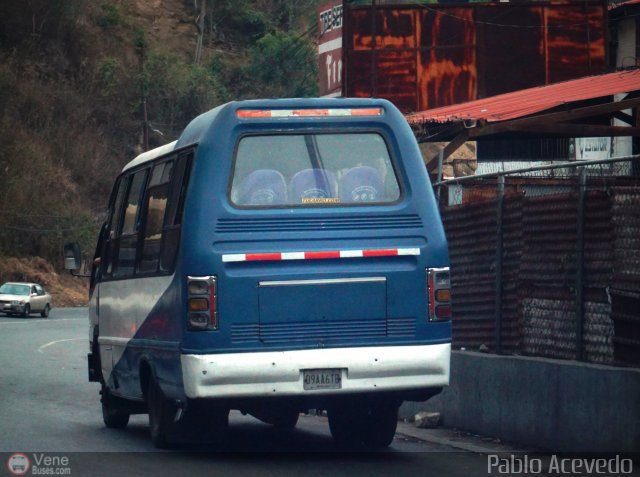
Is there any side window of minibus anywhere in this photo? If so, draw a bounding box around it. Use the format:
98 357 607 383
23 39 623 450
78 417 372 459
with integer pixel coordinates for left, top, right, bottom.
138 159 174 275
102 177 129 278
160 151 193 272
112 168 148 279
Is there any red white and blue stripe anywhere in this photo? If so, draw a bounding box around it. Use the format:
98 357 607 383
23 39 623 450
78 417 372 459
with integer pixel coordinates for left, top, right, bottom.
222 247 420 263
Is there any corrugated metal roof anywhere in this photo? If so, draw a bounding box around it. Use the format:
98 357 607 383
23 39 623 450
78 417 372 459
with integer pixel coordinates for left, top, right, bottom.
406 69 640 125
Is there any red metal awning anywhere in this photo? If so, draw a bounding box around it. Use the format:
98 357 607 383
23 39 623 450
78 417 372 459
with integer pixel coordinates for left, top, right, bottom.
609 0 640 9
406 69 640 125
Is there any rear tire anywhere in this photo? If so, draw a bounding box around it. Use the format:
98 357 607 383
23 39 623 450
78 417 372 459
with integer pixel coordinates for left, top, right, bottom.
329 400 399 449
22 304 30 318
101 386 130 429
41 304 50 318
328 405 364 446
148 378 177 449
360 402 399 449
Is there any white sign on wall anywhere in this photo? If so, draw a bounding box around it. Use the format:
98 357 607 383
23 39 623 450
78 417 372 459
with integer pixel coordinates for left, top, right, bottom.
318 1 343 97
575 137 611 161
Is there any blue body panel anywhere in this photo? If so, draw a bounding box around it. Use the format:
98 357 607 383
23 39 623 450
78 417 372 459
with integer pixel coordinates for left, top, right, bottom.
179 100 447 351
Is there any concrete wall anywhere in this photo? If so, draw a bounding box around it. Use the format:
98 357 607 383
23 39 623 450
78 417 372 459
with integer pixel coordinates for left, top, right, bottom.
400 351 640 453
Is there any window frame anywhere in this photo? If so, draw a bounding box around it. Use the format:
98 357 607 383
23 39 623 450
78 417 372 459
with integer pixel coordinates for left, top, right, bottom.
137 158 175 276
99 147 194 282
227 129 404 210
101 175 129 279
112 168 149 279
159 150 193 273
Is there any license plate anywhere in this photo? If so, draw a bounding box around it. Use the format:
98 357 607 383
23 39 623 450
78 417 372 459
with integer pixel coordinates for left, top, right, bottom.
303 369 342 390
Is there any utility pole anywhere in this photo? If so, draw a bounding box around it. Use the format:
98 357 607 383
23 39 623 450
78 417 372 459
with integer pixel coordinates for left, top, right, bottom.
137 31 149 151
194 0 207 65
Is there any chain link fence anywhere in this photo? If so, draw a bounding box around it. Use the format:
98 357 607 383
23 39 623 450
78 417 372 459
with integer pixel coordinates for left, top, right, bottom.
434 155 640 367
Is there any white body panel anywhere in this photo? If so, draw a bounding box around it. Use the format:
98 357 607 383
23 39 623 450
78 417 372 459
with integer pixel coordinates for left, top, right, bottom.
181 343 450 399
122 141 177 172
96 275 174 382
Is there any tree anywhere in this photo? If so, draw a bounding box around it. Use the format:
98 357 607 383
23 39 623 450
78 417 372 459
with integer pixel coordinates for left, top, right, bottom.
246 31 318 98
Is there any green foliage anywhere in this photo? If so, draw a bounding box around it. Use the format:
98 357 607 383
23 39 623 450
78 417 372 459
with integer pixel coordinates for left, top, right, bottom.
141 52 226 135
208 54 225 77
244 31 318 98
270 0 316 31
95 4 122 29
207 0 272 42
95 57 122 94
134 27 146 50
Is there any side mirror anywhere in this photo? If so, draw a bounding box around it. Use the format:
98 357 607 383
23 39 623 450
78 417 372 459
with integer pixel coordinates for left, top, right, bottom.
63 242 82 271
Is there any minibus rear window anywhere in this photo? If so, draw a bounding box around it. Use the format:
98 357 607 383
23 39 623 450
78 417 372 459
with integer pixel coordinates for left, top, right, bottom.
230 133 401 207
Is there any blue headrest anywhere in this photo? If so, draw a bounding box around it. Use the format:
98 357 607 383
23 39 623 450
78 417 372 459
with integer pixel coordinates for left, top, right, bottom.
290 169 338 203
339 166 383 202
236 169 287 206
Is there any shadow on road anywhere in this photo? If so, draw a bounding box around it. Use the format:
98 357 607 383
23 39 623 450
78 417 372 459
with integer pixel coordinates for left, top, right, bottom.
112 414 396 454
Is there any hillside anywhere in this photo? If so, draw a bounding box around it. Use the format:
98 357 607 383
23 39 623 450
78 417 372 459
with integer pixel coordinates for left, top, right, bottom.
0 0 320 303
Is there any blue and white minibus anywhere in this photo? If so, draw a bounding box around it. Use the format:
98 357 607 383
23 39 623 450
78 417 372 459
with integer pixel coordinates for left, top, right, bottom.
65 97 451 449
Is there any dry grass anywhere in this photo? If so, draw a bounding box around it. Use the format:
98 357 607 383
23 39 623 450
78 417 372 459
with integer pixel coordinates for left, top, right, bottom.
0 256 88 307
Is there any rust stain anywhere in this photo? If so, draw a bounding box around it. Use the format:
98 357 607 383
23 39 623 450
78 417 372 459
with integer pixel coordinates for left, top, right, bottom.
379 10 415 49
344 2 607 114
349 10 376 50
418 9 476 111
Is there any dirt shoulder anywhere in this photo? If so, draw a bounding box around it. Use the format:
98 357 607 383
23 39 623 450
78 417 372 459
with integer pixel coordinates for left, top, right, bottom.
0 257 88 307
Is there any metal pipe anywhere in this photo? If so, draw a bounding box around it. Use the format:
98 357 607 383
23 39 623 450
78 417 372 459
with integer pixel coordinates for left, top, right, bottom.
576 167 586 361
433 154 640 187
495 175 505 354
436 149 444 201
370 0 377 98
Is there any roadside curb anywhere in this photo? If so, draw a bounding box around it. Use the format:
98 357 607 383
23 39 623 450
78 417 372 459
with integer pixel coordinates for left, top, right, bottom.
395 421 538 454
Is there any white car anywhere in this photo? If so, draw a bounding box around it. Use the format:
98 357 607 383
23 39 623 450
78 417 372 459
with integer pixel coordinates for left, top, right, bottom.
0 282 52 317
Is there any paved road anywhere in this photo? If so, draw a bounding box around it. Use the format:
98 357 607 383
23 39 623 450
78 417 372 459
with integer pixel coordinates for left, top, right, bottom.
0 308 522 477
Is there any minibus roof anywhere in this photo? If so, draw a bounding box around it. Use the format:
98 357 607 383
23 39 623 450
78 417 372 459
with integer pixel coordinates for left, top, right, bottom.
122 140 177 172
122 97 396 172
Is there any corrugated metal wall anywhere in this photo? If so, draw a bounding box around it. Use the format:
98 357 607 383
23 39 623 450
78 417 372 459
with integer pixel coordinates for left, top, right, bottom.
441 183 637 366
583 191 615 364
344 1 607 112
442 200 497 351
501 195 524 354
611 188 640 366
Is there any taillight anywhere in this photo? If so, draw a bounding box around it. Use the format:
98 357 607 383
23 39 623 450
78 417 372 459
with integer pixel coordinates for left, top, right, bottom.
427 267 452 322
187 276 218 331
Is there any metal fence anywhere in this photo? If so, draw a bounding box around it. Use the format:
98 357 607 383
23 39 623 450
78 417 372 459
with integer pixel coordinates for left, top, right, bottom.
434 155 640 367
